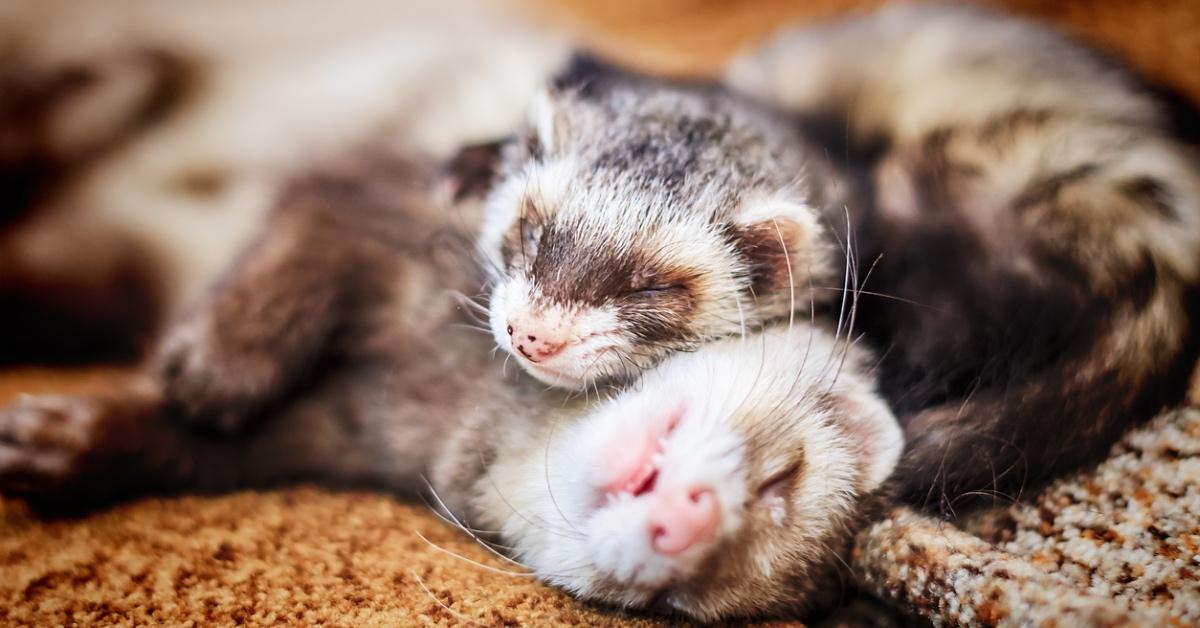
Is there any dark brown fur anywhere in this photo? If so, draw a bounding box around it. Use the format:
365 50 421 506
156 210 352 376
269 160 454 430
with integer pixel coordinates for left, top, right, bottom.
823 111 1200 511
724 4 1200 512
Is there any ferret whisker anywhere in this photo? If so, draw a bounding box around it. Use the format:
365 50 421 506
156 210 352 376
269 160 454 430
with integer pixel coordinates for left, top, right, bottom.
827 249 878 394
447 289 491 315
767 262 827 416
822 205 870 391
811 286 938 311
810 208 856 388
474 437 584 540
413 529 537 578
450 323 494 336
828 207 854 346
731 270 749 343
412 569 486 626
419 476 526 566
729 325 774 422
591 373 603 405
787 261 820 394
771 217 797 339
454 305 492 327
418 492 505 537
542 415 586 537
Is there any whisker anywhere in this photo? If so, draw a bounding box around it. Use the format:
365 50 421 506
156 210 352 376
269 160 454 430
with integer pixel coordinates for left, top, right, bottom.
472 424 585 540
412 569 485 625
418 494 506 538
413 529 537 578
420 476 526 567
542 414 587 538
770 217 797 338
811 286 938 311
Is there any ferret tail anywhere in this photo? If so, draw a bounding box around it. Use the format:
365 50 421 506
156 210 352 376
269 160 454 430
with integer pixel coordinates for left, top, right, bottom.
890 282 1200 513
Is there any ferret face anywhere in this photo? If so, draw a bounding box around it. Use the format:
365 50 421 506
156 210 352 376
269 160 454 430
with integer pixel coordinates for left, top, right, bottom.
481 329 903 621
481 83 829 389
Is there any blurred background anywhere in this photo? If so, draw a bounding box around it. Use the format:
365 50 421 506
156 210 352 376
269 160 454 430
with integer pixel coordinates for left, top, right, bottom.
2 0 1198 400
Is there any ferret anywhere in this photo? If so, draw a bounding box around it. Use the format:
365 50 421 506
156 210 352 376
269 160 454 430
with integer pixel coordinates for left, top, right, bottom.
485 5 1200 509
0 149 902 622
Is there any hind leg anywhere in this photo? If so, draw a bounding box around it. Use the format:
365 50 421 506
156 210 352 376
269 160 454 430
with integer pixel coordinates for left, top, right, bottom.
0 379 186 513
155 177 380 433
0 366 399 515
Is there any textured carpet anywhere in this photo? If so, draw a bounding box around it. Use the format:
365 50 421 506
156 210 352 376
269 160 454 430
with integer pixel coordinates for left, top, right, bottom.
856 408 1200 626
2 0 1200 626
0 488 679 626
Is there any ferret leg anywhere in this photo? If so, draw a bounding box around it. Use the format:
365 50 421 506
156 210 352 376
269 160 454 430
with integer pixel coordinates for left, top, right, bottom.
0 379 185 513
155 181 373 433
0 369 398 514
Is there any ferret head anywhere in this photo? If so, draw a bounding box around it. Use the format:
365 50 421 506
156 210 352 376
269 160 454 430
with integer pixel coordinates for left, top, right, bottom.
479 328 903 621
480 77 830 389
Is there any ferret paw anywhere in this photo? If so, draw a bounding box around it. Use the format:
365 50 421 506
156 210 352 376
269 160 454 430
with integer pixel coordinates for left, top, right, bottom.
0 394 102 493
156 315 282 434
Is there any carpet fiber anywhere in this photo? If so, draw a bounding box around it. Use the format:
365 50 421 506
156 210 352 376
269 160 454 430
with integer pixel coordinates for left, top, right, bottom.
1 488 678 626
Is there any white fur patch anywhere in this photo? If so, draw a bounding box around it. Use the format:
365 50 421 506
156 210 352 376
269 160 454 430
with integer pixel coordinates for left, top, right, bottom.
476 324 903 614
489 274 630 388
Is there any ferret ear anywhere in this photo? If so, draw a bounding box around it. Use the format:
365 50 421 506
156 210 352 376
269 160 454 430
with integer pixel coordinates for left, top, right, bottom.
727 196 825 296
528 88 569 160
442 138 506 202
552 53 631 94
829 388 905 493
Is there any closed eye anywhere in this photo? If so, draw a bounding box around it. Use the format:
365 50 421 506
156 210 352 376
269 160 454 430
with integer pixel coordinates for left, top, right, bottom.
625 285 686 300
757 462 802 500
519 219 541 261
757 462 801 525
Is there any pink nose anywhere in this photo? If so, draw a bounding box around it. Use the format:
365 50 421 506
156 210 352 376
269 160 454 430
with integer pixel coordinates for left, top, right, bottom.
647 487 720 555
506 323 565 362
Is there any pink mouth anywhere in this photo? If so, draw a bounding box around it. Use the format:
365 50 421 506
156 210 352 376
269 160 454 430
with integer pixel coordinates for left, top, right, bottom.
600 405 684 498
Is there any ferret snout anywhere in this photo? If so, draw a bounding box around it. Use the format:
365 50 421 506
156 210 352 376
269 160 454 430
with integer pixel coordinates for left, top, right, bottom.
506 321 567 362
492 279 630 387
597 404 719 555
648 487 721 555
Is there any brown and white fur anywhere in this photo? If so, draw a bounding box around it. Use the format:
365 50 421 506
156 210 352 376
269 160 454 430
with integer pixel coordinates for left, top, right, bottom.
483 68 841 389
0 149 901 622
727 4 1200 509
485 5 1200 510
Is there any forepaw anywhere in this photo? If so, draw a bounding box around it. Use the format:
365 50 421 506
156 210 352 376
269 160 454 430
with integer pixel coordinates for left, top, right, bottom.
0 395 102 493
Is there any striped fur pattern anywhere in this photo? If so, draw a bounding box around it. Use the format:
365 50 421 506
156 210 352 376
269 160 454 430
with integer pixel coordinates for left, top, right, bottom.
728 4 1200 508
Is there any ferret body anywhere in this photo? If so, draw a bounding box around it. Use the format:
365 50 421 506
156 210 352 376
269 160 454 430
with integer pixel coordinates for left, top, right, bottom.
0 148 901 621
729 5 1200 507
